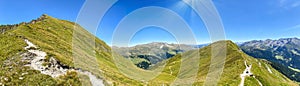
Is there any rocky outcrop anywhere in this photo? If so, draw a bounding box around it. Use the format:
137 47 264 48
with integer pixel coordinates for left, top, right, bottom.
28 14 48 24
0 25 18 33
21 39 69 78
0 14 48 34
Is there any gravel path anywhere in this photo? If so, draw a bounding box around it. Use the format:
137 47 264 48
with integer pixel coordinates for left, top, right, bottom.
22 39 104 86
239 61 263 86
239 61 253 86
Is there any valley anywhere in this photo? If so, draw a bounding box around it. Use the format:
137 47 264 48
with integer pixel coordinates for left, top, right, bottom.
240 38 300 82
0 14 299 86
113 42 198 69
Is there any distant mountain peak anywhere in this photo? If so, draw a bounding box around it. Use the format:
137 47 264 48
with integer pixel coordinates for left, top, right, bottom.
243 37 299 46
240 37 300 82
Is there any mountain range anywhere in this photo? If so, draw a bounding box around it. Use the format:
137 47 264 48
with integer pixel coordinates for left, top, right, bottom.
240 38 300 82
112 42 197 69
0 15 298 86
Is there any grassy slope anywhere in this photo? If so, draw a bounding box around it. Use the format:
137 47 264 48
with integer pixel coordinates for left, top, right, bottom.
0 26 81 85
0 15 297 86
0 15 142 86
147 41 297 85
217 41 295 86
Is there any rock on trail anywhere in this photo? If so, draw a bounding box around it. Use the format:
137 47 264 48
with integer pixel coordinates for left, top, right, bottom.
239 61 262 86
21 39 105 86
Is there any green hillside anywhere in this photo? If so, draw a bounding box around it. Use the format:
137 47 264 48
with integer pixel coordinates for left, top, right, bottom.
112 42 194 69
240 38 300 82
144 41 297 85
0 14 142 86
0 15 297 86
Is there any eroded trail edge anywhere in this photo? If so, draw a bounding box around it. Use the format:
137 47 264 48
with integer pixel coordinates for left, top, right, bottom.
21 39 104 86
239 61 262 86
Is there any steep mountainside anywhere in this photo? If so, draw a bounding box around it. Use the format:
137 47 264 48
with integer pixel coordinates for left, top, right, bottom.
0 15 297 86
240 38 300 82
0 14 143 86
146 41 297 85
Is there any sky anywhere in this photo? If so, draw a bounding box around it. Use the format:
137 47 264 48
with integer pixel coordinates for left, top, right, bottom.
0 0 84 24
0 0 299 46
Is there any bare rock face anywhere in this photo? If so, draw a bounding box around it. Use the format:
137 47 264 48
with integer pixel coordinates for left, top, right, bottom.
29 14 48 24
40 14 48 20
21 52 37 65
40 57 69 78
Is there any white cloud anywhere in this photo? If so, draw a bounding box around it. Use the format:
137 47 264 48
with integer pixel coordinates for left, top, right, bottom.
285 24 300 31
291 1 300 8
291 24 300 29
279 0 287 6
278 0 300 9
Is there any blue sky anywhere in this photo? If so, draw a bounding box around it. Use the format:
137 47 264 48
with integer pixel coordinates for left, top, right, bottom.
0 0 299 46
0 0 84 24
214 0 300 42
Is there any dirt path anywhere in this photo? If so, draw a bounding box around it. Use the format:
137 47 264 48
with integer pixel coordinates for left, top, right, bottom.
239 61 253 86
239 61 263 86
254 76 263 86
22 39 104 86
169 66 173 75
265 64 273 74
